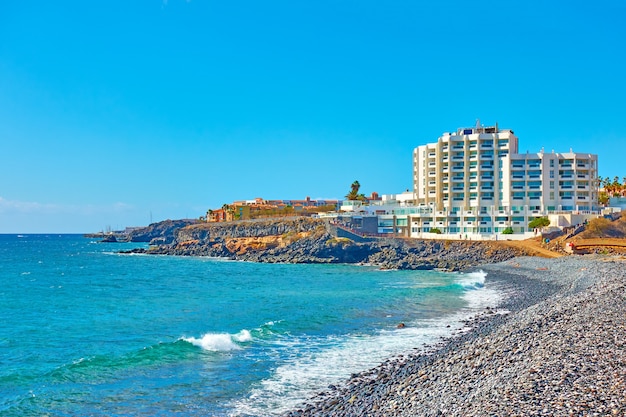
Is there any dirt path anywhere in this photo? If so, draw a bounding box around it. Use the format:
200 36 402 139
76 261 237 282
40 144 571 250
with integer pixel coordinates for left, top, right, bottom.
497 237 564 258
570 238 626 248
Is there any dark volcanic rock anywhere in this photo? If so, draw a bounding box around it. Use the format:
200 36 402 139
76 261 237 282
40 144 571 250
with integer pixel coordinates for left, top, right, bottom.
127 219 198 243
121 217 531 271
101 234 117 243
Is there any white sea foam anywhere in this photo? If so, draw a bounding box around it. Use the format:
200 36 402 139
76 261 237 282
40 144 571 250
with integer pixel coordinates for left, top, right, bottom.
455 270 503 310
232 270 505 416
456 269 486 290
231 316 472 416
233 329 253 342
183 329 252 352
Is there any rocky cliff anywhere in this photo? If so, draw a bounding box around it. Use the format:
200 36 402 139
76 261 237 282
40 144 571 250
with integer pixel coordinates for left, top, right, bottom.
127 219 199 243
123 217 532 271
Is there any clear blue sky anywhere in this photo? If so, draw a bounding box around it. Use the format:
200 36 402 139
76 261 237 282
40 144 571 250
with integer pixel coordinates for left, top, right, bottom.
1 1 625 233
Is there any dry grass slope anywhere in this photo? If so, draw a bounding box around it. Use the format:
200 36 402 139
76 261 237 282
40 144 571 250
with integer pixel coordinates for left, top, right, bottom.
578 216 626 239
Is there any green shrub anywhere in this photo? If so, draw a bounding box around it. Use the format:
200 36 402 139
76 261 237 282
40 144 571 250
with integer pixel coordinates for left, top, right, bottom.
502 227 514 235
529 217 550 229
429 228 442 234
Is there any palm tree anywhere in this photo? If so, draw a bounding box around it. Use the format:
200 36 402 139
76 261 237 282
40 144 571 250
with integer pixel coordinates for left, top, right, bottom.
602 177 611 195
345 180 366 201
612 176 621 197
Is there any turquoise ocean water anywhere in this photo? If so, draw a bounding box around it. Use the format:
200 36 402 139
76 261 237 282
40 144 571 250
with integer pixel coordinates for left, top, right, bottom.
0 234 499 416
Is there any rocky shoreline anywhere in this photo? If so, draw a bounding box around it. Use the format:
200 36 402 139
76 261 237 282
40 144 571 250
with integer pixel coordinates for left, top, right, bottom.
284 255 626 416
120 218 532 271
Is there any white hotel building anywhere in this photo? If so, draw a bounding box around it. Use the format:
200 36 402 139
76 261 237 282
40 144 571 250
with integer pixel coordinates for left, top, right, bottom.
407 122 599 237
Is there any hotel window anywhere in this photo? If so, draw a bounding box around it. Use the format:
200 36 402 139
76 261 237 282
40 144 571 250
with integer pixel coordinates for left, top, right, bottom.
550 170 554 179
550 160 554 167
550 181 554 189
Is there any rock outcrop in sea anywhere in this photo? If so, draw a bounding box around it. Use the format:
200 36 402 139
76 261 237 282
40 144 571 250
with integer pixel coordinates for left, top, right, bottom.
121 217 532 271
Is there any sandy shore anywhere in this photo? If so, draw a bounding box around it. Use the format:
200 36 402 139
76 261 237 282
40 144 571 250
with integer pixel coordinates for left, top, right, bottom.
285 255 626 416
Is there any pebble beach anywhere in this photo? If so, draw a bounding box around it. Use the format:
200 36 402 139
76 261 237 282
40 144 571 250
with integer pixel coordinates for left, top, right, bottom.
286 255 626 416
